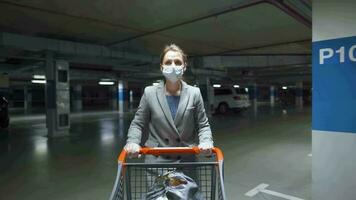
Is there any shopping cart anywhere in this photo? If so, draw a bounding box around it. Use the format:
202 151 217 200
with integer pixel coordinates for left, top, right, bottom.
109 146 227 200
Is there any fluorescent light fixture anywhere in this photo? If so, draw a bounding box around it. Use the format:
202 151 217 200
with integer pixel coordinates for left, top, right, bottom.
33 75 46 79
99 81 114 85
31 79 46 84
282 86 288 90
233 85 240 88
245 88 249 92
153 83 159 86
213 84 221 88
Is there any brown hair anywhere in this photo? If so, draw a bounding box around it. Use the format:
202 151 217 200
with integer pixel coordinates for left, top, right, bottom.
160 44 187 66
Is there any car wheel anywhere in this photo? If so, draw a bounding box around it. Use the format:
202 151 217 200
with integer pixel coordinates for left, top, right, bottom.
0 118 9 128
218 103 228 114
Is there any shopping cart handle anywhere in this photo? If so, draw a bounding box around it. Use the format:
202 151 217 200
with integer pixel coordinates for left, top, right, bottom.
118 147 223 163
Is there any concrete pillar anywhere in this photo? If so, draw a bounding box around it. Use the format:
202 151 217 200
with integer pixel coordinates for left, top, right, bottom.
45 51 70 137
249 83 258 116
111 85 118 110
72 85 82 112
313 1 356 200
249 83 258 104
295 82 303 109
118 80 128 113
206 77 213 117
270 86 275 108
129 90 133 111
24 85 32 113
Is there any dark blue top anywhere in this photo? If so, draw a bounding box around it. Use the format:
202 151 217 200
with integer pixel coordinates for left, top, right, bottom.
166 95 180 120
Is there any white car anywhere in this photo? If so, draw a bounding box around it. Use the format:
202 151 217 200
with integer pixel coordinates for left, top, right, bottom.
213 87 250 114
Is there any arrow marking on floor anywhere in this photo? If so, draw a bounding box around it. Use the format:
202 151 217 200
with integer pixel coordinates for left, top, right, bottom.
245 183 305 200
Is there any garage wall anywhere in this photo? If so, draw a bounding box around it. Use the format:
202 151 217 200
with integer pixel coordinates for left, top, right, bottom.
312 1 356 200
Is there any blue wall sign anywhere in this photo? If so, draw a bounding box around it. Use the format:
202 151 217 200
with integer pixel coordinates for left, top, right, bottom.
313 36 356 133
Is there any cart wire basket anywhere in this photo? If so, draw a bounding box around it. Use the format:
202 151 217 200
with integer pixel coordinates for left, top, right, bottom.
109 147 227 200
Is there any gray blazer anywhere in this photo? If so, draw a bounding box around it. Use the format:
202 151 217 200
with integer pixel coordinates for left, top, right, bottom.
126 80 213 153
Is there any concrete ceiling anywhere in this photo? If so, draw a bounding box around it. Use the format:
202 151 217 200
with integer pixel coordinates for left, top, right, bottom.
0 0 311 54
0 0 312 85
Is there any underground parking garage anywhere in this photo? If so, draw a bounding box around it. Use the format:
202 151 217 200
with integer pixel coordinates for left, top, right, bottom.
0 1 355 200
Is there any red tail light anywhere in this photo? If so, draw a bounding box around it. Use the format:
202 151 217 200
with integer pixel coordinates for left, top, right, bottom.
233 96 241 100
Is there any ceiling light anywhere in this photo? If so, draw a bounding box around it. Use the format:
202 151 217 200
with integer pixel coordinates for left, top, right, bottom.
99 81 114 85
31 79 46 84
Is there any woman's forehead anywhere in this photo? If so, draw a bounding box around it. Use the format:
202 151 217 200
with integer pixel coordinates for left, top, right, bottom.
164 50 183 60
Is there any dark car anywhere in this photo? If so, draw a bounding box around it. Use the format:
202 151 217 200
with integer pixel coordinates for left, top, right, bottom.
0 96 9 128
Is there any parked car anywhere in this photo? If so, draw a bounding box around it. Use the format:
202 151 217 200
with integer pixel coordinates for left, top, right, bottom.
213 86 250 114
0 96 9 128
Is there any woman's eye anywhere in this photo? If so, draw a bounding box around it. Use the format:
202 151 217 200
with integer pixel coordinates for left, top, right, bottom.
175 60 182 66
165 61 172 65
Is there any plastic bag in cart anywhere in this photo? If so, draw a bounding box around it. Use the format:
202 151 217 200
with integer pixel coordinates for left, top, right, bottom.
145 171 204 200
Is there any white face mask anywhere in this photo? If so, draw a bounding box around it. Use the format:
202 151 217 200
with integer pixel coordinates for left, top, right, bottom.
162 65 184 83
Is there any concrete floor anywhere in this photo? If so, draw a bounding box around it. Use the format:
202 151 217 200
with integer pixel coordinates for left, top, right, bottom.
0 106 311 200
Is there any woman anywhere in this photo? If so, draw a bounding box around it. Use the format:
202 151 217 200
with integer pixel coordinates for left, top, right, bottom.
124 44 214 162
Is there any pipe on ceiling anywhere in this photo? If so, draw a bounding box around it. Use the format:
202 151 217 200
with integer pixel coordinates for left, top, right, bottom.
0 0 147 37
266 0 311 28
107 0 311 46
196 39 311 57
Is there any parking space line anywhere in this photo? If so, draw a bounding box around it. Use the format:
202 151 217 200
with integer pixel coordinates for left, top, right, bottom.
245 183 305 200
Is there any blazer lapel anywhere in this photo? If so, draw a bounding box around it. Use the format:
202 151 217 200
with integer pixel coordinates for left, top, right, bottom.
174 81 190 126
156 82 179 134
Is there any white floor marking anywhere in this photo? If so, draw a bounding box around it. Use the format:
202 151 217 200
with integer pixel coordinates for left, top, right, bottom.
31 123 46 128
245 183 305 200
